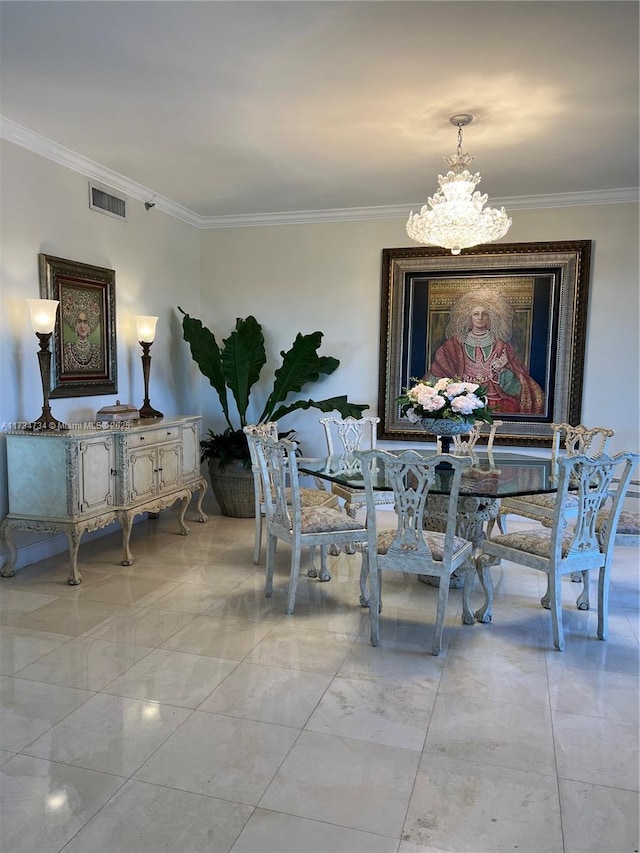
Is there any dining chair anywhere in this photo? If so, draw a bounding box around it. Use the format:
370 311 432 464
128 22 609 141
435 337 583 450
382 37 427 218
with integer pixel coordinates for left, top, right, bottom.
358 449 475 656
244 423 338 564
489 422 615 536
255 434 367 615
479 451 639 650
318 416 396 518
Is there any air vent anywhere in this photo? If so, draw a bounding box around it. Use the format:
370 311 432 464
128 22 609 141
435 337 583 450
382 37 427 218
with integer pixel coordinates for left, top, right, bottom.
88 182 127 220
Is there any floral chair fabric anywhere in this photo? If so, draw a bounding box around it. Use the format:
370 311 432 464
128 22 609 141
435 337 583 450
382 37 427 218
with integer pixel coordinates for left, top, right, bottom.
596 508 640 546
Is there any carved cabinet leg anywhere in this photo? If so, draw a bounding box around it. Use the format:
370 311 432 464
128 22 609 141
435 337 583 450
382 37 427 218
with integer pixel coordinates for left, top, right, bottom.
118 511 135 566
0 520 18 578
64 526 83 585
177 494 191 535
193 479 208 522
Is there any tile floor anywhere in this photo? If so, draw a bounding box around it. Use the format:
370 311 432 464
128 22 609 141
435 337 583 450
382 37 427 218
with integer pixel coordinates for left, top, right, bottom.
0 500 638 853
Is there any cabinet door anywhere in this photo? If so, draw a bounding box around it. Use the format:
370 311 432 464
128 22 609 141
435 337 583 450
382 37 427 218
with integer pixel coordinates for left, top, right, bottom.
157 444 181 493
129 448 157 501
77 437 116 514
180 421 200 482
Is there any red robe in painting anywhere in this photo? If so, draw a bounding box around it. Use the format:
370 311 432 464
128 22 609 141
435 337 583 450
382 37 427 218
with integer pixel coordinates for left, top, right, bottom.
429 336 545 415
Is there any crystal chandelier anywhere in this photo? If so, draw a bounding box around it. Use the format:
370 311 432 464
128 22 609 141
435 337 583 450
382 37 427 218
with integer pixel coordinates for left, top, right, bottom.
406 114 512 255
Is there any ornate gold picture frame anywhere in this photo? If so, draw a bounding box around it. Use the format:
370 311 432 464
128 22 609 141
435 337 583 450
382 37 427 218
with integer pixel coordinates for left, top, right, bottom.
39 254 117 397
378 241 592 446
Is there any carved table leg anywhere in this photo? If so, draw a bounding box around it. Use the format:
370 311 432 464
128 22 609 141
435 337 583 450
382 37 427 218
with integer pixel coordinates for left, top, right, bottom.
63 526 83 585
475 553 498 623
118 511 135 566
575 571 590 610
0 519 18 578
461 561 476 624
420 494 498 600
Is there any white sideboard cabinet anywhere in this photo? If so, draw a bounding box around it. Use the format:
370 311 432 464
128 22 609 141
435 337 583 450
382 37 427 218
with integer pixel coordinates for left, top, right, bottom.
0 416 208 584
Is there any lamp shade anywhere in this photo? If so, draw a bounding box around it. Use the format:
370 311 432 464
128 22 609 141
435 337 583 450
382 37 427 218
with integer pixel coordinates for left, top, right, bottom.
134 315 158 343
26 299 59 334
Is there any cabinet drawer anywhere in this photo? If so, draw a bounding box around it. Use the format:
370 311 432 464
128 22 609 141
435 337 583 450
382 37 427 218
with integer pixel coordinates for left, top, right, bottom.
130 426 180 447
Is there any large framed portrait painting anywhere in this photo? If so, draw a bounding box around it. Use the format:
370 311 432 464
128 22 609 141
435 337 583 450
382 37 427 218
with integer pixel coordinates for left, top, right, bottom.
39 254 117 397
378 241 592 446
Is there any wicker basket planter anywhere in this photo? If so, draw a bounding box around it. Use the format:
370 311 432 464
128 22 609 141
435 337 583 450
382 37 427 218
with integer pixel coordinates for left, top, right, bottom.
207 459 256 518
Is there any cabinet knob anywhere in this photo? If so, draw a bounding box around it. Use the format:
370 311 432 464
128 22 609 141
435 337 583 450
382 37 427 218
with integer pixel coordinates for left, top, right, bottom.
110 468 118 476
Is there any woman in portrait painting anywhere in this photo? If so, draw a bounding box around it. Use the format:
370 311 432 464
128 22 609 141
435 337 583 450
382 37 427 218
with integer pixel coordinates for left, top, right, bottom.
62 297 103 373
427 288 545 415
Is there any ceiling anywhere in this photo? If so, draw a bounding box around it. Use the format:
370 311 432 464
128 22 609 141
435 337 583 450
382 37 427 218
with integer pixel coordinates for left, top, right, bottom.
1 1 638 225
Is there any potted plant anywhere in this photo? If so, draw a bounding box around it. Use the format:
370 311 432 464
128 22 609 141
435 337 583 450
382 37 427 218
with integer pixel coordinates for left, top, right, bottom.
179 309 368 516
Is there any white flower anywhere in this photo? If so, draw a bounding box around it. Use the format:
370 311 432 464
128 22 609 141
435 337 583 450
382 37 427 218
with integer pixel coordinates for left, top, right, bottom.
445 382 468 398
410 384 439 408
405 407 421 423
450 393 484 414
433 377 450 393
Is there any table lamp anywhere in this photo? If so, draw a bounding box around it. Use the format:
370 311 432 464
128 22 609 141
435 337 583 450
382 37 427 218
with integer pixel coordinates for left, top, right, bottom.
26 298 65 430
134 315 163 418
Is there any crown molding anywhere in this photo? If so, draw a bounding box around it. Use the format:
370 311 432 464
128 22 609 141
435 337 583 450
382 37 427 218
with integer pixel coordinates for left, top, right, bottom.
3 116 638 231
0 117 200 227
494 188 639 210
200 188 640 228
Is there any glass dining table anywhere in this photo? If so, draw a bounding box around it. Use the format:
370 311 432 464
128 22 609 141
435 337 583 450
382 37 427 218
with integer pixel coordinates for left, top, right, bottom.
298 449 558 623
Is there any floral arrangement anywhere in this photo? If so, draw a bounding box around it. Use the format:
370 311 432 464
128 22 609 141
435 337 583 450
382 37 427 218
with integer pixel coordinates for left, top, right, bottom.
398 377 494 424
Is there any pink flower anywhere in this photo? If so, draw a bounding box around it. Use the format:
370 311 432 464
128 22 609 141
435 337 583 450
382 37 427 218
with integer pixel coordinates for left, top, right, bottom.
420 394 447 412
410 385 439 407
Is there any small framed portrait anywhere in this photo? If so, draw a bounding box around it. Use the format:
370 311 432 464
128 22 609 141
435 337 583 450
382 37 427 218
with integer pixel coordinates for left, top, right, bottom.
378 241 592 446
38 254 117 397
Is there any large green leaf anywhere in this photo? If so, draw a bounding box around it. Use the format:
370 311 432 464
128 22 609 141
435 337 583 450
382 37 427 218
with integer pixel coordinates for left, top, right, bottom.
179 308 231 429
270 396 368 424
259 331 339 422
220 316 266 428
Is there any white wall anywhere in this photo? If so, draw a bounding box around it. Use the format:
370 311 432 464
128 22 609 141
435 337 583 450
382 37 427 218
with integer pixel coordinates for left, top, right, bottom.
0 140 201 565
199 204 640 457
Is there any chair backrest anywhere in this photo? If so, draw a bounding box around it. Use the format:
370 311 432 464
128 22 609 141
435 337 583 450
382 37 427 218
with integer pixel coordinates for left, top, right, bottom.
254 435 301 531
320 416 380 455
357 449 472 569
244 423 279 501
551 423 615 466
551 451 639 560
